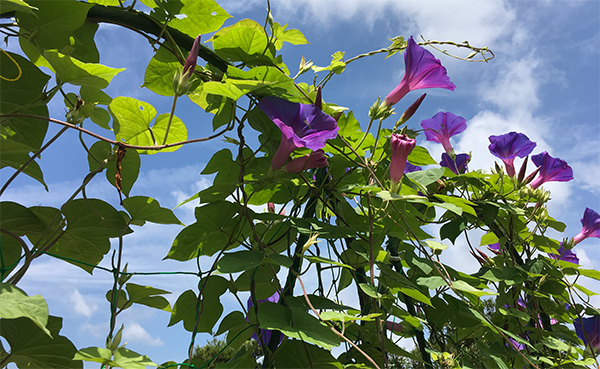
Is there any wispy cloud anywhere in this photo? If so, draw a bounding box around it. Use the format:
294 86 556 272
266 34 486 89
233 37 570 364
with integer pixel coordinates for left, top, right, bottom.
123 323 165 347
70 289 98 317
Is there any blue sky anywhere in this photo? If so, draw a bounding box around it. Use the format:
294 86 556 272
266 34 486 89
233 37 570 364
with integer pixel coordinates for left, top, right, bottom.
2 0 600 366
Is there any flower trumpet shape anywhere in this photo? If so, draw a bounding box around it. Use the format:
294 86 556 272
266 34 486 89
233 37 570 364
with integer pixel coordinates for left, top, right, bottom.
548 243 579 264
258 96 339 171
389 133 416 191
574 316 600 352
421 112 466 153
440 152 469 175
529 151 573 189
488 132 537 177
283 149 328 173
573 208 600 245
384 36 456 106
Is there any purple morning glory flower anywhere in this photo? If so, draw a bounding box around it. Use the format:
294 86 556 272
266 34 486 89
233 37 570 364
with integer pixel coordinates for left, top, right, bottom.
440 152 469 175
574 316 600 352
258 96 339 171
548 243 579 264
488 132 537 177
421 112 467 153
247 292 281 348
389 133 416 188
529 151 573 189
404 162 422 174
383 36 456 107
573 208 600 245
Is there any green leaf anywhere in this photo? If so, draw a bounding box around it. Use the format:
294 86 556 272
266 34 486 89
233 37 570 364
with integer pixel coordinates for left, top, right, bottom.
257 302 340 349
479 232 499 246
407 146 437 166
67 21 100 63
0 139 47 189
16 0 92 51
420 240 448 251
106 147 140 196
377 191 426 202
272 22 309 49
0 283 50 336
304 255 354 270
122 196 182 225
112 347 156 369
0 0 37 15
0 234 22 275
87 140 112 171
0 51 50 152
166 201 240 260
202 79 277 101
398 287 433 307
579 268 600 281
312 51 345 74
452 280 497 297
125 283 171 312
320 311 380 322
218 250 265 273
274 340 341 369
0 316 81 368
50 199 128 273
433 195 477 216
406 167 445 188
416 276 447 290
110 97 187 153
211 19 274 65
167 0 231 36
167 289 197 331
0 201 45 236
73 347 118 367
143 46 180 97
43 50 124 88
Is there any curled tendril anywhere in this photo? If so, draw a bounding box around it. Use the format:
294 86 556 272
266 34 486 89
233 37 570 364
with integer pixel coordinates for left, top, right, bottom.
0 48 23 81
418 35 495 62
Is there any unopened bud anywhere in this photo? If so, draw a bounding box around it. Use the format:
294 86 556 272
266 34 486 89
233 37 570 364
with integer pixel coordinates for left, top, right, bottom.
517 156 529 183
394 93 426 130
315 86 322 110
523 166 541 185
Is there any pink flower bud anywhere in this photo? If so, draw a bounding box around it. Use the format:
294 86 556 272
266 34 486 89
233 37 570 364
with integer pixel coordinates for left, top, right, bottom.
389 133 416 188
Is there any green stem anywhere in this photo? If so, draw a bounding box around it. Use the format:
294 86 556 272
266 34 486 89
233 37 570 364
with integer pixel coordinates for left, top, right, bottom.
162 95 179 145
354 116 376 151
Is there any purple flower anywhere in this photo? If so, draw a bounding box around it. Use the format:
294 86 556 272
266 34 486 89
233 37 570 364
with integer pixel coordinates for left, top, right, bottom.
574 316 600 352
247 292 281 348
488 132 537 177
383 36 456 106
529 151 573 189
573 208 600 245
421 112 466 153
548 243 579 264
404 162 422 174
258 96 339 171
389 133 416 190
440 152 469 175
283 149 328 173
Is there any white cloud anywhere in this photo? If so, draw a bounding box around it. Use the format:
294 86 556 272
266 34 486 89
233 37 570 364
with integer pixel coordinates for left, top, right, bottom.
123 322 164 347
70 289 98 317
79 322 107 339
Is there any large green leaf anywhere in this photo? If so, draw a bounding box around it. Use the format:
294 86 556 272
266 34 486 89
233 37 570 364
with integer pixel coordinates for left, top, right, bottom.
143 46 180 96
271 22 309 49
0 201 45 236
122 196 182 226
169 276 227 333
43 50 124 89
166 201 240 260
125 283 171 312
218 250 265 274
0 234 22 276
167 0 231 37
0 0 37 15
0 51 50 152
274 340 342 369
110 97 187 153
407 146 437 166
49 199 128 273
257 302 340 349
0 139 47 189
406 167 445 188
0 283 50 336
74 346 155 369
211 19 274 65
16 0 92 51
0 316 81 368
